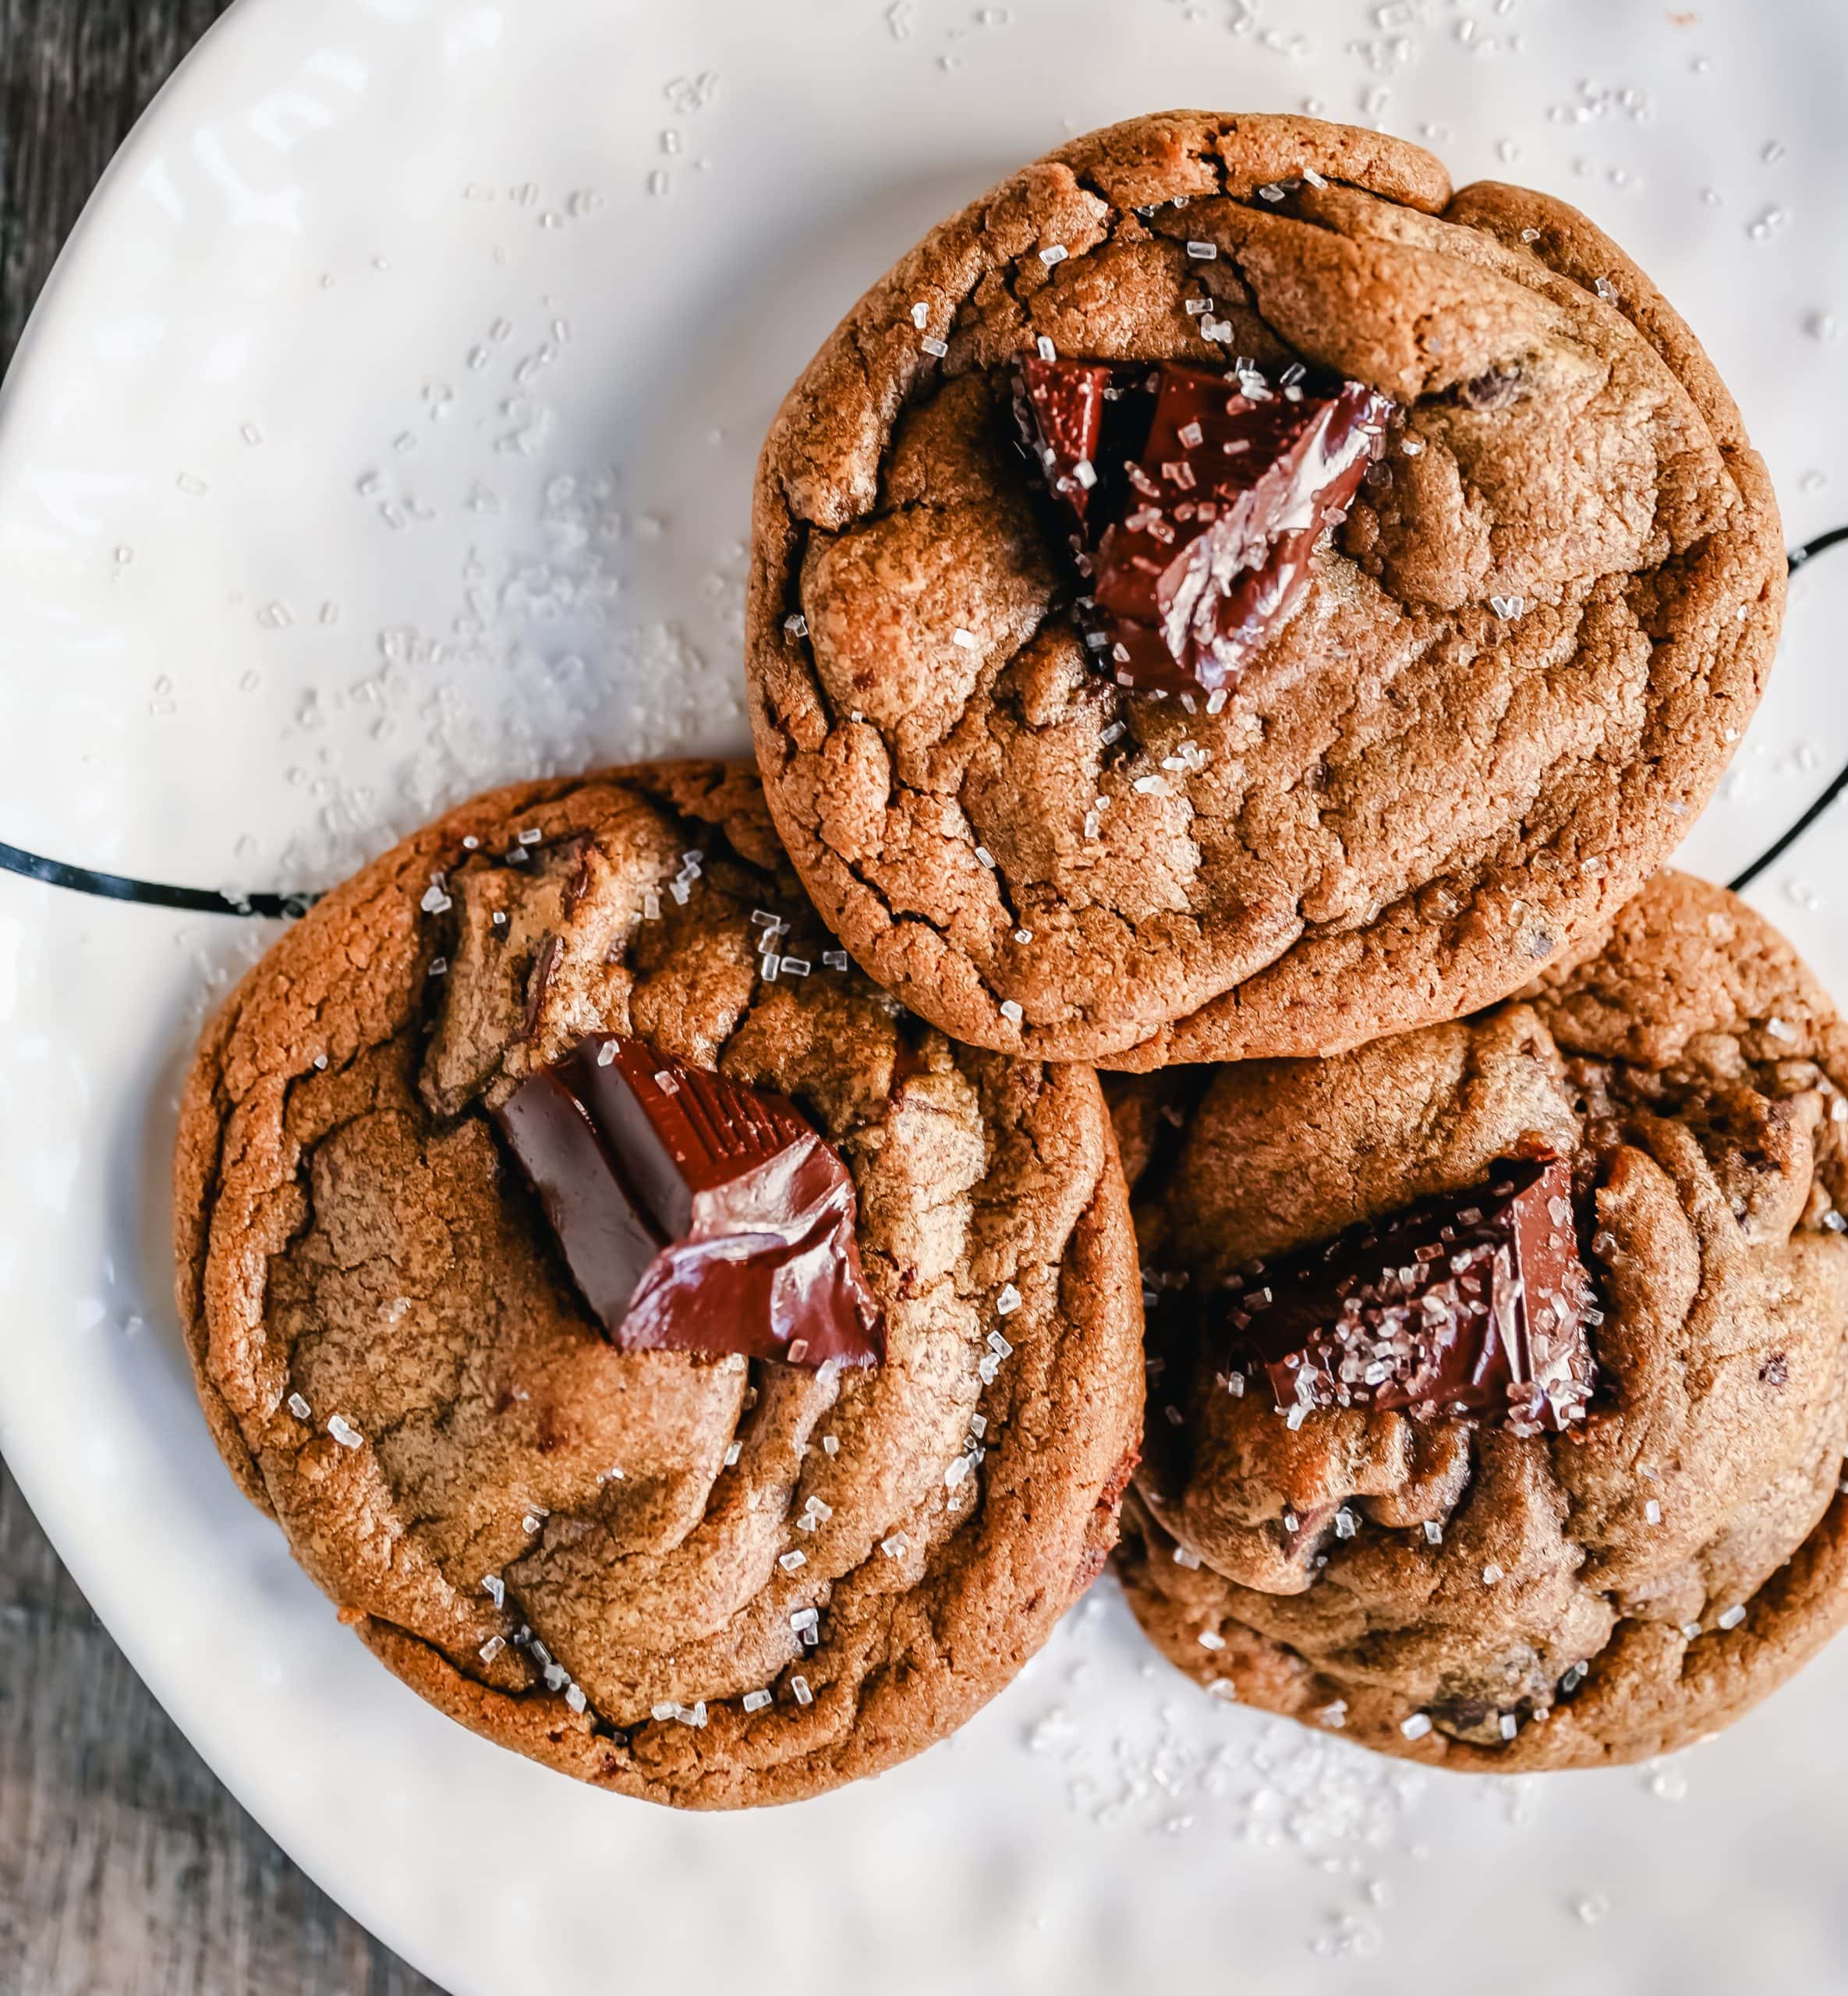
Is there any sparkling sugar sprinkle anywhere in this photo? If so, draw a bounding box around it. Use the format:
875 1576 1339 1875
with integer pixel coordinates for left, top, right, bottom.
326 1415 363 1449
1038 1626 1428 1884
660 1700 708 1729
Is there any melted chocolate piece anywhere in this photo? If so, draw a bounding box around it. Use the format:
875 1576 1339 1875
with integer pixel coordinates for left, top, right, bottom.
494 1035 884 1368
1018 356 1113 530
495 1067 666 1329
1219 1157 1595 1435
1018 356 1393 695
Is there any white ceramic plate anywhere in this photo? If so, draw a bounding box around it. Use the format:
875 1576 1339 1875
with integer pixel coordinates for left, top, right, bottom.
5 2 1848 1991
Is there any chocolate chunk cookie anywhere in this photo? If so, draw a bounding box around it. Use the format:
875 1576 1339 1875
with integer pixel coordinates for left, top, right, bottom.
173 763 1142 1807
748 111 1783 1066
1112 872 1848 1768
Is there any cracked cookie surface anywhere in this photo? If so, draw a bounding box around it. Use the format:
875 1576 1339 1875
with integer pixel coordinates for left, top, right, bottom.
747 111 1783 1067
1110 871 1848 1769
172 762 1142 1808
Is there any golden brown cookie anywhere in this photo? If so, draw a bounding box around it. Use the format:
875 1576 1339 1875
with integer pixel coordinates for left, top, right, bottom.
1111 872 1848 1769
748 111 1783 1067
173 762 1142 1807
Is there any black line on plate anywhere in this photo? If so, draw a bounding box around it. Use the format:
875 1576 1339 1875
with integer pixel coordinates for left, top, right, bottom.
1786 523 1848 576
1728 527 1848 893
0 841 314 919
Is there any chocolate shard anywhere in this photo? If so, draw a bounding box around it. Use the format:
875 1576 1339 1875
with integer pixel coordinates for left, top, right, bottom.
494 1067 664 1332
1017 356 1394 695
493 1035 884 1368
1016 356 1113 529
1218 1156 1596 1435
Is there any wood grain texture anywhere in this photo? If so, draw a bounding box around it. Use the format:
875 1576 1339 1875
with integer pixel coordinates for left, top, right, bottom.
1 4 445 1991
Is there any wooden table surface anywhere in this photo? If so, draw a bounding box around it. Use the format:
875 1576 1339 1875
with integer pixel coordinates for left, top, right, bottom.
1 5 444 1990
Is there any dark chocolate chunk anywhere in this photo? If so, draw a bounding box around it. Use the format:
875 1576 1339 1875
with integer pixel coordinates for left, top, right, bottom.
1017 356 1393 695
494 1067 664 1331
1217 1156 1596 1435
1017 356 1112 530
494 1035 884 1368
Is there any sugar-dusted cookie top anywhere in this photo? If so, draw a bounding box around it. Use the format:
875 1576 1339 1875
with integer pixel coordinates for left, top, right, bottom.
1113 872 1848 1769
174 762 1142 1807
749 111 1783 1066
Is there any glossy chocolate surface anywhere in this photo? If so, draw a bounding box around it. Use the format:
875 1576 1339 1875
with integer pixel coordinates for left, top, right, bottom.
494 1035 884 1368
1218 1156 1596 1434
1018 356 1393 695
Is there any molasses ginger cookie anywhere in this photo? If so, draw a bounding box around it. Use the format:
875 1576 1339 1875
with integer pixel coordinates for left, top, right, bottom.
748 111 1783 1066
1112 872 1848 1769
173 763 1142 1808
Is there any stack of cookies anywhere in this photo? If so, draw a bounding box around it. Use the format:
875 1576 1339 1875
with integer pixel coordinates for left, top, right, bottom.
175 113 1848 1806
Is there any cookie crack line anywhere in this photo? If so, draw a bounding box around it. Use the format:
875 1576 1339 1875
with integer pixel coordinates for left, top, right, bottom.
5 531 1845 920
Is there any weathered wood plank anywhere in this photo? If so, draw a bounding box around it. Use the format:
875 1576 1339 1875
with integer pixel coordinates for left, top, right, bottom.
1 5 444 1989
0 1466 444 1993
